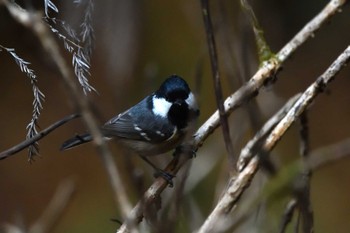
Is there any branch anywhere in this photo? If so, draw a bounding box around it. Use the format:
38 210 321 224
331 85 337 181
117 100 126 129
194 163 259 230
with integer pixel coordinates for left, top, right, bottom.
297 113 314 233
0 45 45 160
1 179 75 233
29 179 75 233
117 1 347 231
278 199 298 233
200 0 236 171
2 0 132 220
0 114 80 160
307 138 350 171
237 136 350 233
196 45 350 233
237 93 301 171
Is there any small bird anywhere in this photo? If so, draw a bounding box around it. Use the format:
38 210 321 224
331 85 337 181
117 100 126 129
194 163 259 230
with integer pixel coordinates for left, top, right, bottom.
61 75 199 182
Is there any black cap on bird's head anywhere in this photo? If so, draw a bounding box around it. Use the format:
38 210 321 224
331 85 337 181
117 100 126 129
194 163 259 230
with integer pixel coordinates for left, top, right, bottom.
153 75 199 129
155 75 191 102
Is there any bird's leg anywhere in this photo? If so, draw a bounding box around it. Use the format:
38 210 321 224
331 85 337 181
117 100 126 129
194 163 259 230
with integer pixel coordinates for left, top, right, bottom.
173 144 197 158
139 155 175 187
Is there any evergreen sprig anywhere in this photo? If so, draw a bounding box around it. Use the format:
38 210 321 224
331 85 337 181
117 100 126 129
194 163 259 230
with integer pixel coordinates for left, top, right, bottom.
44 0 58 17
43 0 96 94
0 46 45 160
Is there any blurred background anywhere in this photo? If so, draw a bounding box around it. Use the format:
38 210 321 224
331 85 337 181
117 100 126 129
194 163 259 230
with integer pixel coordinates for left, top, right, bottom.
0 0 350 232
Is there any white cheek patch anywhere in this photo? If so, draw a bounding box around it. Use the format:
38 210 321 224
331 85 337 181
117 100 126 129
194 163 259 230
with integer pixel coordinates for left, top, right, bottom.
186 92 198 110
152 96 172 117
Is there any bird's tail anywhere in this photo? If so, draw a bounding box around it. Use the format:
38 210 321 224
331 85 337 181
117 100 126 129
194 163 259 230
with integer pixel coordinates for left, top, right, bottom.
60 133 92 151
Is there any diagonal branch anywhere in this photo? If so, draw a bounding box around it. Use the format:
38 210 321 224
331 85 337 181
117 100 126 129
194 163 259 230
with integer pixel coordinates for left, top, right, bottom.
1 0 133 221
0 114 80 160
117 1 348 232
29 179 75 233
196 45 350 233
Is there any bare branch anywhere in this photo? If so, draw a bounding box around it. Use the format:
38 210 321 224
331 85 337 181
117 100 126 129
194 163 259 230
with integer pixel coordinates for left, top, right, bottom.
279 199 298 233
2 0 132 221
0 114 80 160
196 45 350 233
117 1 348 231
237 93 301 171
29 179 75 233
200 0 236 171
297 113 314 233
307 138 350 171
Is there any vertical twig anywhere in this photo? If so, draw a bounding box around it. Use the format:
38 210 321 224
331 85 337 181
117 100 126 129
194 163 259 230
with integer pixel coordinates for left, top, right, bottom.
200 0 236 172
279 199 298 233
297 112 314 233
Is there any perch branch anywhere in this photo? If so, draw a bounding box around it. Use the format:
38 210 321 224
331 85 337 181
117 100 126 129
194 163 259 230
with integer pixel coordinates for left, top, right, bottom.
117 1 347 232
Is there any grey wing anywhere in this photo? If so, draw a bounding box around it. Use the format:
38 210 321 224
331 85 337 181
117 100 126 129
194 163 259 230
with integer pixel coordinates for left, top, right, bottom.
101 99 175 143
101 112 144 140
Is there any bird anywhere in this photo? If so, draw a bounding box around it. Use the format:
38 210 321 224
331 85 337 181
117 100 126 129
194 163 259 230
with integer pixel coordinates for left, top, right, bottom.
61 75 200 184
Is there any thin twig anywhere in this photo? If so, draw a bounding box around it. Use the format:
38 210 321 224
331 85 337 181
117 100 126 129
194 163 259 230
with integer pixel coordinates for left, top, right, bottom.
297 112 314 233
307 138 350 171
29 179 76 233
0 114 80 160
200 0 236 172
195 0 348 149
279 199 298 233
235 136 350 233
117 1 347 231
0 44 45 160
237 93 301 171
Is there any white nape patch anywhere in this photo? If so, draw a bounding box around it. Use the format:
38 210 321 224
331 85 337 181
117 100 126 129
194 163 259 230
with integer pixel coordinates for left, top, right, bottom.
152 96 172 117
186 92 198 110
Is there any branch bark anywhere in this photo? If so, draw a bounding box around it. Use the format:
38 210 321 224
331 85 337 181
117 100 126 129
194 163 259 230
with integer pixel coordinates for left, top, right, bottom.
117 1 348 232
196 45 350 233
1 0 133 222
0 114 79 160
